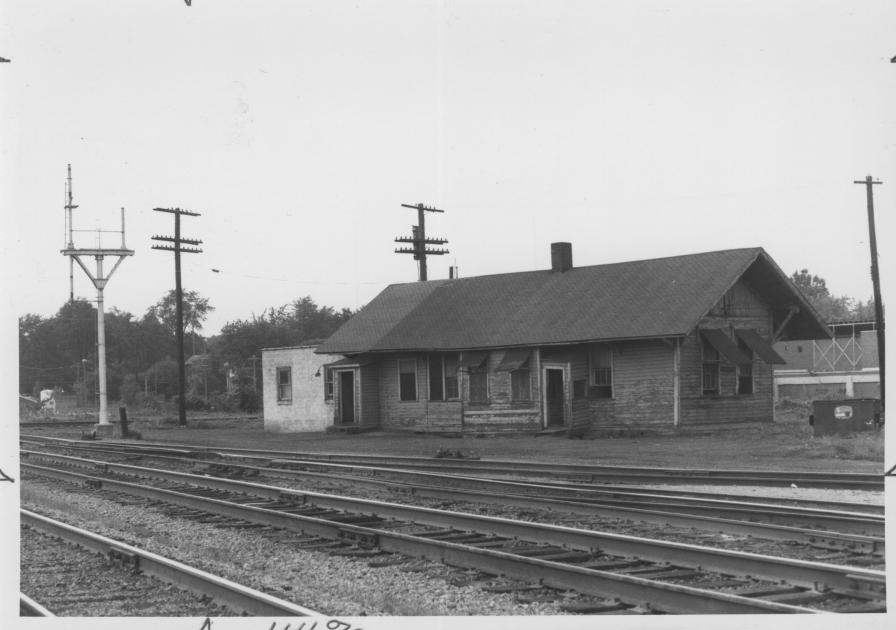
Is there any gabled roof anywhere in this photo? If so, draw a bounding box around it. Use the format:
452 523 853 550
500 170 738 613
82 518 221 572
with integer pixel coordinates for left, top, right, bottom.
316 247 830 354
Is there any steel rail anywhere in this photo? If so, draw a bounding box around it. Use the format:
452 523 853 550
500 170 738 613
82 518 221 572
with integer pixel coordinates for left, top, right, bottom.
20 437 885 517
22 465 819 614
20 433 883 489
20 509 321 617
22 460 885 603
21 449 885 553
259 458 886 530
19 592 55 617
22 445 885 527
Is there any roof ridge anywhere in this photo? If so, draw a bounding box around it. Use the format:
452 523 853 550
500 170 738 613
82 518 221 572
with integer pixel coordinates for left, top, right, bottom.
384 247 766 286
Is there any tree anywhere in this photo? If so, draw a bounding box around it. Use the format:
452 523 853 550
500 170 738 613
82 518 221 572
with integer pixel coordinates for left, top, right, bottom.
790 269 863 323
148 290 214 337
209 296 353 367
19 300 98 394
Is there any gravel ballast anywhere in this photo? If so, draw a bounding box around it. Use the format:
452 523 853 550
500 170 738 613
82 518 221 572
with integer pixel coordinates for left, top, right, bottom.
21 479 569 616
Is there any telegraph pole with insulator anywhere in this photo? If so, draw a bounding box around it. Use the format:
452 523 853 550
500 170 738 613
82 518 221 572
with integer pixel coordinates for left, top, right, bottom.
853 176 886 414
394 202 449 281
151 207 203 426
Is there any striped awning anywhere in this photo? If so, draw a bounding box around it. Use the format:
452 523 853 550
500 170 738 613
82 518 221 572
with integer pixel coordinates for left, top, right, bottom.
496 348 531 371
735 329 786 364
700 329 751 366
458 351 489 369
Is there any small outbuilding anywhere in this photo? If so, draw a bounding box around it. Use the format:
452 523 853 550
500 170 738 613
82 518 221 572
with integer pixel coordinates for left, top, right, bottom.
314 244 830 435
261 345 343 433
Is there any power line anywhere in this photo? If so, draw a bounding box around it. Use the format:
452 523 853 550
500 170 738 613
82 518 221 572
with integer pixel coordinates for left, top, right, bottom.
209 268 384 285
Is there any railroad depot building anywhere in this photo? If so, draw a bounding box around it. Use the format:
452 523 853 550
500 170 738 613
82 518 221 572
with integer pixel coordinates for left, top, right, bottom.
293 244 830 434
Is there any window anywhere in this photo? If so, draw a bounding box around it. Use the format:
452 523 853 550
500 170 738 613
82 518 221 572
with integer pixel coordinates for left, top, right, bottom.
737 338 754 395
511 368 530 401
324 367 334 400
590 345 613 398
702 343 720 395
444 354 459 400
469 369 488 403
399 359 417 401
276 367 292 402
428 354 443 400
428 353 460 401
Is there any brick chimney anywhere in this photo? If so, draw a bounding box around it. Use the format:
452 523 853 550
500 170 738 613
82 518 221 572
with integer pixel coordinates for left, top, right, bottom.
551 242 573 273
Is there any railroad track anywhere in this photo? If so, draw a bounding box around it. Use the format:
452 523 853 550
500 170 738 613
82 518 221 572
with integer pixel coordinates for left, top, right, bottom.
20 433 884 489
20 509 321 616
22 458 886 614
21 436 886 518
21 448 885 556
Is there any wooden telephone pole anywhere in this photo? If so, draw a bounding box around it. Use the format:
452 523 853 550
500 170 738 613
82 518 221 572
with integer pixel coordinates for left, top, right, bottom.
152 207 203 426
394 202 449 281
853 176 885 413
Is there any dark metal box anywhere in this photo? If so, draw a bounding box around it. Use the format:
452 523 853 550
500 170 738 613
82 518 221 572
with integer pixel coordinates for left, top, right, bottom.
810 398 882 437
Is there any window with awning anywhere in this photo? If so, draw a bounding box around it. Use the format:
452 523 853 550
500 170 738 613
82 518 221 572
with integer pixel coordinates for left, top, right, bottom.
460 351 489 403
700 329 752 366
458 351 489 369
734 329 786 364
496 348 530 371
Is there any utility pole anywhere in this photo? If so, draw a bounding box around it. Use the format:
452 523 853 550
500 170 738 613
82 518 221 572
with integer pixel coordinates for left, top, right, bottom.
61 167 134 431
394 202 449 281
152 207 203 426
853 175 885 413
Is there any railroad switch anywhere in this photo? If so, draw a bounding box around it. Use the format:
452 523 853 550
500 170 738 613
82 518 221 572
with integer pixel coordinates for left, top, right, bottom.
85 479 103 490
279 492 307 505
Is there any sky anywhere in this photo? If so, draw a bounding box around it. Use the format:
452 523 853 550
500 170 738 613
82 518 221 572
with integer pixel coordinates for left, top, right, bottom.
1 0 895 340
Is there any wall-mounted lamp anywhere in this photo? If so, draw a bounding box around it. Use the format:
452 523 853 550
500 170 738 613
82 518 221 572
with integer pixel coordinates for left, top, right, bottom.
314 367 321 377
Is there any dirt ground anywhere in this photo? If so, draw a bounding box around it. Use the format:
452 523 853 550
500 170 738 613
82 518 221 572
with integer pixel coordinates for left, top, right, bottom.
23 406 886 475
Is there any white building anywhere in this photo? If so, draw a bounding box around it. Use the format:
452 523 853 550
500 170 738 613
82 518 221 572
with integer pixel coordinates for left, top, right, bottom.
261 345 341 433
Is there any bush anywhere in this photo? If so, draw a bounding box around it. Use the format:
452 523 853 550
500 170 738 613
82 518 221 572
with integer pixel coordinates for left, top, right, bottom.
232 386 260 413
119 379 139 406
134 392 173 413
208 392 236 412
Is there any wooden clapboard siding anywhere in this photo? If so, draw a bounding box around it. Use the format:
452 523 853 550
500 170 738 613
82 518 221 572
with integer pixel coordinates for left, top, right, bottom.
463 350 541 431
378 354 463 431
680 279 775 425
589 339 675 428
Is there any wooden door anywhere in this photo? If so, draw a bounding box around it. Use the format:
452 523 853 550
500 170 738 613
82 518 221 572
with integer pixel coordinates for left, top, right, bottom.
339 371 355 424
545 368 565 426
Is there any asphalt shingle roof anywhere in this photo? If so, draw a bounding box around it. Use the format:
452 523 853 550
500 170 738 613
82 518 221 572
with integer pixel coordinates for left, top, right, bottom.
317 247 829 354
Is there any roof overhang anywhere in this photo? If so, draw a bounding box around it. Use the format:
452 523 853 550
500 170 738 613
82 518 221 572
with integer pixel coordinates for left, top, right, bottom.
740 252 832 340
320 333 691 356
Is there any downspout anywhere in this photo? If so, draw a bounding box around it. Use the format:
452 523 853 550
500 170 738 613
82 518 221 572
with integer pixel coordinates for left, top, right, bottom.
459 365 465 432
673 338 681 428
